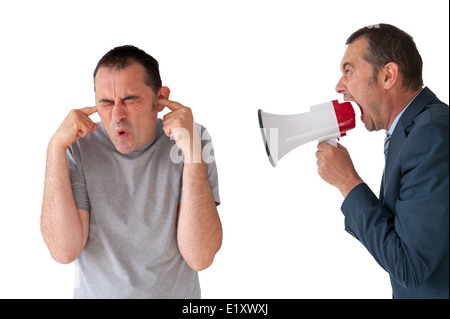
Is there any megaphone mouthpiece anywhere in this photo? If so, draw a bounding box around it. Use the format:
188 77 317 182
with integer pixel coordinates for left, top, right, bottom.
332 100 356 137
259 100 355 167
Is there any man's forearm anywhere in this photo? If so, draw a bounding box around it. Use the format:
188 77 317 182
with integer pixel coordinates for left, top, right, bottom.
177 159 222 271
40 141 87 264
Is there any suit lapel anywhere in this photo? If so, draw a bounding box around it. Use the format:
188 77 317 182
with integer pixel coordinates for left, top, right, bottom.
381 87 436 198
383 123 406 192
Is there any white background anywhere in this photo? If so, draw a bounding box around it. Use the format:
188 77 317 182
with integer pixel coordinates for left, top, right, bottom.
0 0 448 299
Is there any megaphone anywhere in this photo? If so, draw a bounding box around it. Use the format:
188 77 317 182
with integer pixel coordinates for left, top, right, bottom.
258 100 355 167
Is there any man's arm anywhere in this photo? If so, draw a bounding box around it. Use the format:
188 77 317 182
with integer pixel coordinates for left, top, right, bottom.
177 158 222 271
343 112 449 288
41 107 97 264
160 98 223 271
316 110 449 288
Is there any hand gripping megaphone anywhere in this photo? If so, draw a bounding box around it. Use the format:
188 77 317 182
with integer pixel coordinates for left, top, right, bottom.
258 100 355 167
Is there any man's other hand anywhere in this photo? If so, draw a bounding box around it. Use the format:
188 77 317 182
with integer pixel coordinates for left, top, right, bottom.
159 98 201 162
51 106 98 151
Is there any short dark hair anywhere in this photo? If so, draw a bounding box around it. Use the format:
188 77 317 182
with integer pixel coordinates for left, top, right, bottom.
93 45 162 95
346 24 423 92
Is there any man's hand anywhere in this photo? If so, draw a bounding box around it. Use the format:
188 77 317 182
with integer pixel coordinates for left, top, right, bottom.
316 141 363 197
51 106 98 151
159 98 201 163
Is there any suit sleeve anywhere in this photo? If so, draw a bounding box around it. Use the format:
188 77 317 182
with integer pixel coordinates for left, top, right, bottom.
341 108 449 289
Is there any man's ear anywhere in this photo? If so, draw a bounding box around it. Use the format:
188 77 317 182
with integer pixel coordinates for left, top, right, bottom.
381 62 399 90
155 86 171 112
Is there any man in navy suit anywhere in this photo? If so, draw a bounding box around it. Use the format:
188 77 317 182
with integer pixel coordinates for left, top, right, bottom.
316 24 449 299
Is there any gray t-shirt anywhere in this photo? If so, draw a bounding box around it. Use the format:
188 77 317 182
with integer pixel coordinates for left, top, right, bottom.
67 119 220 299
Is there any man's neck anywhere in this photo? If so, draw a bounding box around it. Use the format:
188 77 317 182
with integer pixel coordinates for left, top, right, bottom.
386 87 423 130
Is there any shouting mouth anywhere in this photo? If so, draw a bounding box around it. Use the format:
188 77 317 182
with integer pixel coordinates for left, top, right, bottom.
343 94 364 120
356 103 364 118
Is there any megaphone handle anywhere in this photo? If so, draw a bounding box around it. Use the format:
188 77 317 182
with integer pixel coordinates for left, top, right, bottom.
327 138 338 147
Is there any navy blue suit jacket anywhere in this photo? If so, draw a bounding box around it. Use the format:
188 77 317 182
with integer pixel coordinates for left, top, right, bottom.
341 87 449 299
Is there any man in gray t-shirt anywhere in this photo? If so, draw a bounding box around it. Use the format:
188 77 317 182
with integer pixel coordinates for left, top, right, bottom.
41 45 222 298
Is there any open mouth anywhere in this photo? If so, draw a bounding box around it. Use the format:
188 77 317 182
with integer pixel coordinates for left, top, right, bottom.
116 129 129 138
356 103 364 116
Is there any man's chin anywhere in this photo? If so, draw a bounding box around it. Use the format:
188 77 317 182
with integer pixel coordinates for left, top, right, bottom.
113 140 135 154
361 117 376 132
116 148 133 155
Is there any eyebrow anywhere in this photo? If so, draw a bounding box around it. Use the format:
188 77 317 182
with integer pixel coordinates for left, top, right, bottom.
342 62 354 70
98 98 114 104
98 95 139 104
121 95 139 101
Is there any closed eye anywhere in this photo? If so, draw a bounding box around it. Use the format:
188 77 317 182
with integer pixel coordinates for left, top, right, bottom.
122 95 139 103
98 99 114 108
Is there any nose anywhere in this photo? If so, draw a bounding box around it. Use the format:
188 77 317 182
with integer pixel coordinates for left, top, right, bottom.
111 99 127 122
335 76 347 94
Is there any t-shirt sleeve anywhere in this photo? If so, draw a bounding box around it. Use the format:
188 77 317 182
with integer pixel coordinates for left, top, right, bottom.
67 144 91 212
200 125 221 205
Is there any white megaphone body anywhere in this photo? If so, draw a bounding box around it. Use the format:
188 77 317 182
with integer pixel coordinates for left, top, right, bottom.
258 100 355 167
